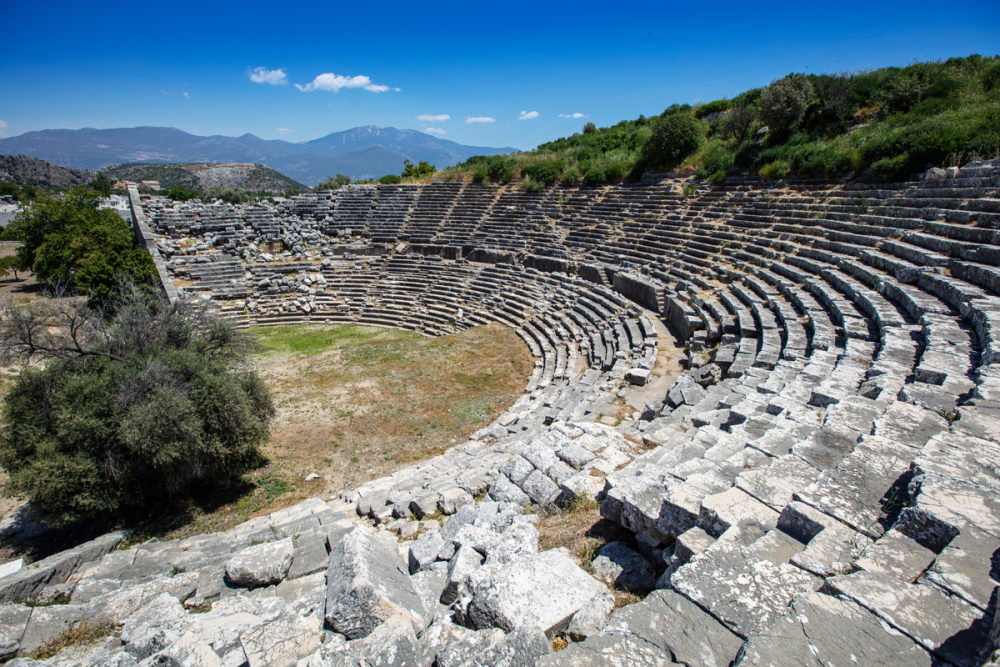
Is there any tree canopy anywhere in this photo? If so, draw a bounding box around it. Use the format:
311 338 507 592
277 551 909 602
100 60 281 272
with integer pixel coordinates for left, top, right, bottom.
0 285 275 523
2 186 156 299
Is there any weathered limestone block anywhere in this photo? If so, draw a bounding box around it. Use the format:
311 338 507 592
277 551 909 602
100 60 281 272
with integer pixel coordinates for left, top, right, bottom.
924 524 999 610
826 570 984 664
589 542 656 592
738 592 932 666
670 533 820 638
0 604 31 661
458 549 608 636
324 527 428 639
408 529 445 574
698 487 779 538
224 538 294 589
601 589 742 667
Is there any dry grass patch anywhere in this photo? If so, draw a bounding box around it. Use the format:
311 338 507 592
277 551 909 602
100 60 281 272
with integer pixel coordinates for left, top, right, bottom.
28 621 120 660
147 322 533 540
536 495 657 610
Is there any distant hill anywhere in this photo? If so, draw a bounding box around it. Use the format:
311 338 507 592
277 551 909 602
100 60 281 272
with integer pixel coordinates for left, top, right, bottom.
102 162 308 193
0 154 94 188
0 126 518 185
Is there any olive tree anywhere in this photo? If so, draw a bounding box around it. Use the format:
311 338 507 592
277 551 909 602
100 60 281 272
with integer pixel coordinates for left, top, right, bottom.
0 284 274 522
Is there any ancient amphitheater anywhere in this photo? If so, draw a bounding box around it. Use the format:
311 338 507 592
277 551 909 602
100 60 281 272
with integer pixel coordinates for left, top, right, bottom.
2 162 1000 665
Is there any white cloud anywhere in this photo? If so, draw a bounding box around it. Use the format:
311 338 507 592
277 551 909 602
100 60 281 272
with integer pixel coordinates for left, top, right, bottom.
423 127 447 136
182 91 190 98
518 110 540 120
275 127 295 134
417 113 450 122
465 116 496 124
558 112 588 119
0 120 7 136
249 67 288 85
295 73 398 93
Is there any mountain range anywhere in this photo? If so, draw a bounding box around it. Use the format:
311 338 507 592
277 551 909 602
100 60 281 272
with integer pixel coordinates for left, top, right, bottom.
0 126 518 186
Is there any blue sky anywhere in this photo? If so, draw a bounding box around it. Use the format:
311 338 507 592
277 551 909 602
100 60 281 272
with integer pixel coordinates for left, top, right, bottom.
1 0 998 150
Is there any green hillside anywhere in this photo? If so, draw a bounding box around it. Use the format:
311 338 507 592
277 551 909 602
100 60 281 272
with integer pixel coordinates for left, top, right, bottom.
440 54 1000 186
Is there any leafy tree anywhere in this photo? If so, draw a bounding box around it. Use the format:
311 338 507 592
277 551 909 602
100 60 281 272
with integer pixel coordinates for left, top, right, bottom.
0 256 21 281
378 174 403 184
316 174 351 190
582 122 598 134
758 74 815 140
165 185 200 202
0 284 274 523
402 160 436 179
2 187 156 299
640 112 703 171
90 173 113 197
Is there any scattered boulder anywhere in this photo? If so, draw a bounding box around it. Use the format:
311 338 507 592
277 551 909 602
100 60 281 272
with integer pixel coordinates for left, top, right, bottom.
457 548 609 637
224 538 294 589
325 527 428 639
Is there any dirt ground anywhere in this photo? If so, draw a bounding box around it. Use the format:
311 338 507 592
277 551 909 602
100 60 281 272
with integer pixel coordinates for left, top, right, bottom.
145 322 535 540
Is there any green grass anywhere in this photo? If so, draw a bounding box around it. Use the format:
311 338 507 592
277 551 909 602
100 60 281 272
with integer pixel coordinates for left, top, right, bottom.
251 323 418 356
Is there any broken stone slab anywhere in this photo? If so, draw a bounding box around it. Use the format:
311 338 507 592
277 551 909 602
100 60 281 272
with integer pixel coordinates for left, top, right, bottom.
408 529 445 574
924 524 999 611
589 542 656 592
601 588 742 667
518 469 562 507
778 500 866 578
440 545 484 606
670 532 820 638
565 588 615 639
0 604 31 661
457 548 608 637
825 570 985 664
698 487 779 538
224 538 294 589
853 528 936 583
739 591 932 666
325 526 428 639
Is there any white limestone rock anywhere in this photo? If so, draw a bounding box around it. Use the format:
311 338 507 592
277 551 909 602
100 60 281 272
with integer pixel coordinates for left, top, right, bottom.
224 538 294 589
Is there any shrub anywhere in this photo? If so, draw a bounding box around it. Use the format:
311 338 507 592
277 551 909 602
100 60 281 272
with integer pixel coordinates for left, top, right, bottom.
694 99 731 119
983 61 1000 92
758 74 815 139
582 122 597 134
486 155 517 183
560 166 582 185
378 174 402 184
696 143 736 180
166 185 200 201
402 160 436 179
583 166 607 186
471 166 489 185
759 159 790 180
640 112 703 172
2 187 156 300
520 177 545 192
520 159 564 186
315 174 351 190
0 284 274 523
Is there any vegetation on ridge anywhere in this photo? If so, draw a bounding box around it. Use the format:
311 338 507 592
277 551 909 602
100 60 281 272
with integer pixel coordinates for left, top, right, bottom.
436 54 1000 185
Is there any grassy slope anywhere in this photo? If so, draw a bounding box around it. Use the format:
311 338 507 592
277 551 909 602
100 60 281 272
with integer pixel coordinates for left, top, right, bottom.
435 54 1000 185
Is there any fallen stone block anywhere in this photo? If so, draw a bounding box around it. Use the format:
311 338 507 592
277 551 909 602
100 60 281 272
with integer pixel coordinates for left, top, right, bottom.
224 538 294 589
458 548 608 637
325 527 428 639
